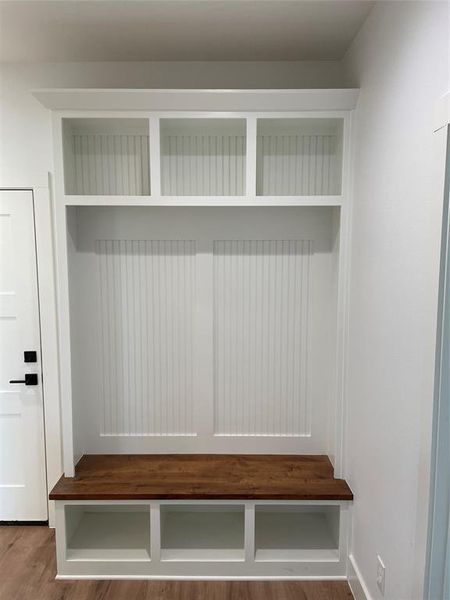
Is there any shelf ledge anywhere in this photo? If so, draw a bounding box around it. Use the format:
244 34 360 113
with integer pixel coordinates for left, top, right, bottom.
62 195 344 207
160 549 245 562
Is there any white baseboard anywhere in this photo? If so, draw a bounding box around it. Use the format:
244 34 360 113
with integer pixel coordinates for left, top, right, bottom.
348 554 373 600
56 575 348 581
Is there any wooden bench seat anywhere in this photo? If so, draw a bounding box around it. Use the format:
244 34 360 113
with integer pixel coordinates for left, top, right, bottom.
50 454 353 501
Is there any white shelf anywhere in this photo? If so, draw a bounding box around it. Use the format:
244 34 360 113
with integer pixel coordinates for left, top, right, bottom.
61 194 343 207
160 505 245 562
254 506 339 562
254 548 339 562
65 506 151 562
160 549 245 562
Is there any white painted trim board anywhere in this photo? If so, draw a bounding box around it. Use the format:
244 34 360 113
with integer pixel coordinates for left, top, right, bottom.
348 554 372 600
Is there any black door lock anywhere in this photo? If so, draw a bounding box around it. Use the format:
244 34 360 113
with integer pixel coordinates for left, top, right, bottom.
24 351 37 363
9 373 38 386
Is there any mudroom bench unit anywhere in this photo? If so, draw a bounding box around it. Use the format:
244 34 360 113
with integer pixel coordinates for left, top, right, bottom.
50 454 352 578
35 88 358 580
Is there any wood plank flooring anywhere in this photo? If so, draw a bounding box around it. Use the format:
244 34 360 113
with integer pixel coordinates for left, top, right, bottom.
50 454 353 501
0 526 353 600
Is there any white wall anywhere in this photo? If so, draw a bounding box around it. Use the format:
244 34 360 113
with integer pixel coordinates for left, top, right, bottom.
343 2 449 599
0 60 343 187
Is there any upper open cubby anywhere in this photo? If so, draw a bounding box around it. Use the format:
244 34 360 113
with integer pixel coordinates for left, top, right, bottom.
59 115 347 202
62 118 151 195
256 118 343 196
160 118 246 196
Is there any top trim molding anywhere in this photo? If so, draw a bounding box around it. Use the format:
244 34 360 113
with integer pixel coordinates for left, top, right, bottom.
32 88 359 112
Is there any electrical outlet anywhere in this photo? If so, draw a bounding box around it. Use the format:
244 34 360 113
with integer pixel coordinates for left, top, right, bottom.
376 555 386 596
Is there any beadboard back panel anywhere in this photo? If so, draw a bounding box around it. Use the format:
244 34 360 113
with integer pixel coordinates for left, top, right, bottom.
160 119 246 196
214 240 312 436
256 134 338 196
63 118 151 196
68 207 337 455
256 119 343 196
70 134 150 195
96 239 196 436
161 135 246 196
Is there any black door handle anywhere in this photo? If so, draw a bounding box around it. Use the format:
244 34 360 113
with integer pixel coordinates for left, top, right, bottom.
9 373 38 386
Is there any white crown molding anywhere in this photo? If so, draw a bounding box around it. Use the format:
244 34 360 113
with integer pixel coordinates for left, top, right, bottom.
32 88 359 112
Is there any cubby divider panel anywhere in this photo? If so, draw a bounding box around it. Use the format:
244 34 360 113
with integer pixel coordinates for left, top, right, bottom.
255 505 340 562
65 504 151 561
160 504 245 561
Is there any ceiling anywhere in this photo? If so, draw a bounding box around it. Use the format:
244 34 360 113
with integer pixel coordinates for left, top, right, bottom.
0 1 374 63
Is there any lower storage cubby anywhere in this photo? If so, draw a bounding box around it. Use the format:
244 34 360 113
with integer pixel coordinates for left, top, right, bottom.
160 505 245 562
65 504 151 561
55 500 348 578
255 505 340 562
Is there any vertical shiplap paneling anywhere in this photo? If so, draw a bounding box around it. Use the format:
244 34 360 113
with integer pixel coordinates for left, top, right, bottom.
72 134 150 195
256 134 337 195
160 135 246 195
96 240 196 435
214 240 312 436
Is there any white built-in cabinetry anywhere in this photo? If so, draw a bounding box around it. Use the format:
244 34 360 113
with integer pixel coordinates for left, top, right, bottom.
36 89 357 579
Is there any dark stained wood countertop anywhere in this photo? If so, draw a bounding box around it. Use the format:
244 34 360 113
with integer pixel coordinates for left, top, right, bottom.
49 454 353 501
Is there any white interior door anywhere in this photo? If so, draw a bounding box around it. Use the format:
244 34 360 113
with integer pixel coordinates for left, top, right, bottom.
0 190 47 521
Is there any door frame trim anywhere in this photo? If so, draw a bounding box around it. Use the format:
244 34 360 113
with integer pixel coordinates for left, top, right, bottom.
425 125 450 600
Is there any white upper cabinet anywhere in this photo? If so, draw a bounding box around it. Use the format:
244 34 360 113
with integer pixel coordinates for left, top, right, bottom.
57 110 349 203
256 118 343 196
62 118 150 196
160 118 246 196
